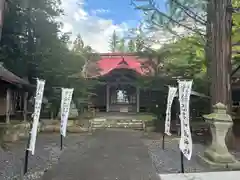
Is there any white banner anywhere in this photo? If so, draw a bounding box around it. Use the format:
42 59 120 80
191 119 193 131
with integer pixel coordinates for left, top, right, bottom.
178 80 193 160
60 88 74 137
164 86 177 136
28 79 45 155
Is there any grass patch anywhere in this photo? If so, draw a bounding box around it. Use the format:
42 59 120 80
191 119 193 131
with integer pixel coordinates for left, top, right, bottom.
136 113 156 121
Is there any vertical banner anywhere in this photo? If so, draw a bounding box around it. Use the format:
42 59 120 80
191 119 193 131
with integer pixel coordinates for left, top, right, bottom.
164 86 177 136
60 88 74 137
28 79 45 155
178 80 193 160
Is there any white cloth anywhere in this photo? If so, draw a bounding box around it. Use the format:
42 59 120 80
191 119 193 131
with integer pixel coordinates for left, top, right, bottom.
60 88 74 137
164 86 177 136
178 80 193 160
28 79 45 155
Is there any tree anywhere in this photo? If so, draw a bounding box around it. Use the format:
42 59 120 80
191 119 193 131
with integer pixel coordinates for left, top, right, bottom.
135 35 144 52
117 38 126 52
72 34 85 53
132 0 240 107
128 39 135 52
132 0 238 147
109 30 119 52
0 0 98 117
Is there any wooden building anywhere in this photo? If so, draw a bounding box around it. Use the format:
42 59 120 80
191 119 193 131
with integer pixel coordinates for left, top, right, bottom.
0 63 33 123
85 53 156 113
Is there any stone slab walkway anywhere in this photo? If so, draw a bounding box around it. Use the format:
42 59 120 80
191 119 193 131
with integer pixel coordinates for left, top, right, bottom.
41 129 160 180
159 171 240 180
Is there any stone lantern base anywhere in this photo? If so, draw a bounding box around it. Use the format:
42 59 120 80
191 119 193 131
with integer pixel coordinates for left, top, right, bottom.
198 103 240 169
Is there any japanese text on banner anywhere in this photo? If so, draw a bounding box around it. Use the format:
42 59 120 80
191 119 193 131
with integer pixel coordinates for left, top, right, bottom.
28 79 45 155
60 88 74 137
178 80 193 160
164 86 177 136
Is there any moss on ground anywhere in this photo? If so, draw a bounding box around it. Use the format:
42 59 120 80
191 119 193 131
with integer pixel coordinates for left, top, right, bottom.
136 114 156 121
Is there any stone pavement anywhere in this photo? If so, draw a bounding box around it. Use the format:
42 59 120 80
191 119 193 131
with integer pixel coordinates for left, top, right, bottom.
41 129 160 180
159 171 240 180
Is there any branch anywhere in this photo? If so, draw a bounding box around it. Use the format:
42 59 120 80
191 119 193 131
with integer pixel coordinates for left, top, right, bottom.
231 64 240 76
151 9 205 37
228 6 240 13
132 0 205 37
171 0 206 26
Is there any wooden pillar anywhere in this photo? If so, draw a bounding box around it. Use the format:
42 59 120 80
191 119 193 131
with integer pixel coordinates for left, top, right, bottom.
6 88 11 124
23 92 28 121
106 84 110 112
136 86 140 113
208 0 232 110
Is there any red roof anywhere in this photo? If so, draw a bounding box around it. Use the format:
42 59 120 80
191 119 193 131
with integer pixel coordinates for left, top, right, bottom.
97 53 149 76
98 57 142 75
84 53 154 78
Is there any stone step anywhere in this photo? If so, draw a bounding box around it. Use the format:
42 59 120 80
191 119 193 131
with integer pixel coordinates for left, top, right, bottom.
91 122 143 125
91 123 143 130
90 118 144 130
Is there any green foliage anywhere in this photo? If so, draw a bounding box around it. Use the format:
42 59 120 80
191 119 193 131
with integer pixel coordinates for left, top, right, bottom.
135 34 208 96
135 35 144 52
109 30 119 52
0 0 99 116
128 39 136 52
132 0 240 94
117 38 126 52
132 0 206 38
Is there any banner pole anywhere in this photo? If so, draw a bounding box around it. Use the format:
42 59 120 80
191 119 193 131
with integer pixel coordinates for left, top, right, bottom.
23 138 30 174
162 132 165 150
60 134 63 150
23 121 32 175
180 151 184 173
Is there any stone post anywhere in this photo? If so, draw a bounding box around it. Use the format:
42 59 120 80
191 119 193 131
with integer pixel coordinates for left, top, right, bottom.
201 103 238 166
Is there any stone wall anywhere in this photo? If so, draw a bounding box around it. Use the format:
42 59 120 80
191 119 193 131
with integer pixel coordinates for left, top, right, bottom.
40 120 88 133
0 122 34 143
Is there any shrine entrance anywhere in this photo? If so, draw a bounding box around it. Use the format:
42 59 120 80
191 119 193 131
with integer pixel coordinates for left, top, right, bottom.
108 83 139 112
92 68 140 113
105 68 140 113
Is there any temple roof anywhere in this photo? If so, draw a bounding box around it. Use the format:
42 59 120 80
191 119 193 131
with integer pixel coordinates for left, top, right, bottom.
85 53 153 78
0 63 30 86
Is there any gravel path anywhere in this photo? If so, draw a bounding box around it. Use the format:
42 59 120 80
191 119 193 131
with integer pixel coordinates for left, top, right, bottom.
41 129 160 180
142 137 208 174
2 130 240 180
0 133 88 180
142 135 240 174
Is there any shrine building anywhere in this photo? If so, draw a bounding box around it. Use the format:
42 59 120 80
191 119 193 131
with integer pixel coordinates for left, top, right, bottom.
85 53 155 113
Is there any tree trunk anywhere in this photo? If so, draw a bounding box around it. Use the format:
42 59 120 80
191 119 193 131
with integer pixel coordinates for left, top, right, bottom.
210 0 232 107
207 0 234 146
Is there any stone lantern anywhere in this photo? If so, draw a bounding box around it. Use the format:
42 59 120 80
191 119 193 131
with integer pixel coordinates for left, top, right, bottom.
200 103 240 168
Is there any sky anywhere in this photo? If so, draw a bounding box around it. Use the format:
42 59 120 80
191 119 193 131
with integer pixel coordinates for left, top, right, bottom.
60 0 167 52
